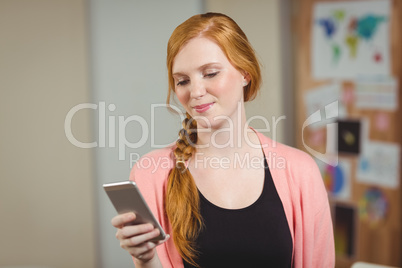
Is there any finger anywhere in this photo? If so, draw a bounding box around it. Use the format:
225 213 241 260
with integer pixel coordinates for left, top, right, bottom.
156 234 170 245
123 233 170 254
135 246 157 261
120 240 155 260
124 234 170 262
111 212 135 228
117 223 154 240
122 228 161 247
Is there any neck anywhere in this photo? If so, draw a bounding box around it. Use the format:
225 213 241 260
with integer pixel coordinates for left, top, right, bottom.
195 104 259 157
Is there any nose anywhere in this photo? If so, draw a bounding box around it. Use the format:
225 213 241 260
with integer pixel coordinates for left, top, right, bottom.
189 78 206 99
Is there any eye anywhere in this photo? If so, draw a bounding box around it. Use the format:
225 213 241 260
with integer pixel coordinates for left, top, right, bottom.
205 72 218 78
177 79 189 86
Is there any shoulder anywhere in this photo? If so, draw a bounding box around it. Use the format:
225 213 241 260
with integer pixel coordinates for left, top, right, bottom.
129 144 176 186
257 131 317 172
257 132 327 204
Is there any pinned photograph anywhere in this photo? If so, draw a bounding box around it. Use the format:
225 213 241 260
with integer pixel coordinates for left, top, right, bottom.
334 203 357 258
337 119 362 155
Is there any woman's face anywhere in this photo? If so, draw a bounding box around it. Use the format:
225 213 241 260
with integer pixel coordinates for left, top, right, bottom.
172 37 249 130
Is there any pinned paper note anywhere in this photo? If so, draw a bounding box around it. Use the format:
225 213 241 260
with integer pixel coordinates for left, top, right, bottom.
357 141 400 188
304 83 346 130
325 160 352 200
312 0 391 79
374 112 390 131
316 159 352 200
342 82 356 105
355 76 398 111
309 129 325 147
359 188 388 227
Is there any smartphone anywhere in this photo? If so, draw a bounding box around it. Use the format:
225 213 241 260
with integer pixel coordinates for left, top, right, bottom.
103 180 166 241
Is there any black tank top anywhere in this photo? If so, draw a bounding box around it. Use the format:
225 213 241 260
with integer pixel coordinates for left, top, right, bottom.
183 156 293 268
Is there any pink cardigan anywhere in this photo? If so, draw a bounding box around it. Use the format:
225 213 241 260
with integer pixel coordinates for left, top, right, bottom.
129 131 335 268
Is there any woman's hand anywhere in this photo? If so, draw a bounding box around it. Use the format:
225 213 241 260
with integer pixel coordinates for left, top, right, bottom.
112 212 169 265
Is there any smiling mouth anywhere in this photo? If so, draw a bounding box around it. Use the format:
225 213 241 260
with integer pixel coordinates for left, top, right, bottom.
193 103 214 113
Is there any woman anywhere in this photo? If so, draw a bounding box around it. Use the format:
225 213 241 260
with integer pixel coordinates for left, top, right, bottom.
112 12 335 268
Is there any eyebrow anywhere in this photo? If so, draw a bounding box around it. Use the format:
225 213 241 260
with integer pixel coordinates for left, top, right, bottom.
172 62 221 77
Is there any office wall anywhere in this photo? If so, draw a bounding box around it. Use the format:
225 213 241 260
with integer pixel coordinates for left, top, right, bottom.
0 0 96 267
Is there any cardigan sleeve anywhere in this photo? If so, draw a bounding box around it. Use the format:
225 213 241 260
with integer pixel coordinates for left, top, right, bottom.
283 143 335 268
313 196 335 267
304 156 336 268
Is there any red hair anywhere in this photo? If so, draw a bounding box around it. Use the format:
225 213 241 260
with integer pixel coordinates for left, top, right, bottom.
165 13 262 266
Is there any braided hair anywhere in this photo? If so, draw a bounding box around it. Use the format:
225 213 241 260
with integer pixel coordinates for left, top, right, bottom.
165 113 201 266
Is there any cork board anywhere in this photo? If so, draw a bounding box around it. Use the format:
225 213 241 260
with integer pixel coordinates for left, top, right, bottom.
291 0 402 267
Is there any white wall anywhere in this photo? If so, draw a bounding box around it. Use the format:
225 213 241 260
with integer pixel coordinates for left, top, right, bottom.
88 1 203 267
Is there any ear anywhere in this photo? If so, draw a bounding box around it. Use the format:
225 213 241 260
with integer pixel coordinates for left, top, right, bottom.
241 71 251 86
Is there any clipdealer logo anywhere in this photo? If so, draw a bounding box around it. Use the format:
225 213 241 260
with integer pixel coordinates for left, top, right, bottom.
64 101 338 166
64 102 286 165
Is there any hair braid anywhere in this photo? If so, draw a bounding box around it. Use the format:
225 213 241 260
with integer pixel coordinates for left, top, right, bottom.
166 113 202 267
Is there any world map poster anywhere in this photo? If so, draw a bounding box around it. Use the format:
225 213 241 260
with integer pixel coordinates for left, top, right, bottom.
312 0 391 79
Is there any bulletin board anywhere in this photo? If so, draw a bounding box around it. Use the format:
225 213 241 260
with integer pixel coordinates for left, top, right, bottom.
291 0 401 267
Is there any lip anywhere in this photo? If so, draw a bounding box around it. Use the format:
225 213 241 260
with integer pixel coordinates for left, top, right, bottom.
193 102 214 113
